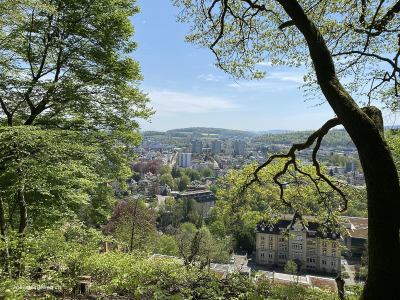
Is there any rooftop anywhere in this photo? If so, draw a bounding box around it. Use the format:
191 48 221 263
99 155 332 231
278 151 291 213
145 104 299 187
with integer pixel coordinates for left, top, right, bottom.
255 214 341 240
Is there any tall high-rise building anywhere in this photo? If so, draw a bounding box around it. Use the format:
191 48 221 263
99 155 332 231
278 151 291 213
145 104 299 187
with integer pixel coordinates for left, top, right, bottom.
211 140 222 154
178 153 192 168
191 140 203 154
233 140 246 156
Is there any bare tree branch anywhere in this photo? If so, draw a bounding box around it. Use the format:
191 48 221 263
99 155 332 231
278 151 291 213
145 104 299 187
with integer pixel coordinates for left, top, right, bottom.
241 117 348 213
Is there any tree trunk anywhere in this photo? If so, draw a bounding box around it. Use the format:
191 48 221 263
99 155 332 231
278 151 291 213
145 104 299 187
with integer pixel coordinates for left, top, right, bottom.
276 1 400 298
129 198 138 252
15 187 28 277
17 189 27 235
0 196 11 275
0 196 6 237
357 125 400 299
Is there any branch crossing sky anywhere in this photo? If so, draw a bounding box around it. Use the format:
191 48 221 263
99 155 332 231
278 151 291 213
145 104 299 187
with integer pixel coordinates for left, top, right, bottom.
132 0 398 132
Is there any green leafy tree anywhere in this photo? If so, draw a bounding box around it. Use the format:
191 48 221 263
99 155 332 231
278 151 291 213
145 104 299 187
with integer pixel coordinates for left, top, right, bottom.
160 173 176 190
160 165 172 176
174 1 400 297
285 260 299 283
0 127 108 235
175 223 230 268
184 169 201 181
178 175 191 191
182 199 201 225
200 167 213 178
0 0 152 222
157 234 179 256
0 0 152 129
0 126 129 276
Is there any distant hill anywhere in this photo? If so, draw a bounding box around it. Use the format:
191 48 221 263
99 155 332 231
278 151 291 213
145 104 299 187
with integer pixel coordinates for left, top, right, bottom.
142 130 165 136
142 126 400 147
256 129 294 135
165 127 257 138
256 129 355 148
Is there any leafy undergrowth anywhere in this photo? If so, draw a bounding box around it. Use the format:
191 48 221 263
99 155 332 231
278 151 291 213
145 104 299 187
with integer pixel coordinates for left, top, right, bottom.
0 224 362 300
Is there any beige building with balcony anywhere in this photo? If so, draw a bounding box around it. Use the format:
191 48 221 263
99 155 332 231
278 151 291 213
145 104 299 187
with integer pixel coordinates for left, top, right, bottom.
255 215 341 275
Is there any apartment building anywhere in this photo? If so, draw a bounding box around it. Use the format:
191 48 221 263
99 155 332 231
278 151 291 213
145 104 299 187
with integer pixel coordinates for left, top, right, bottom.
178 152 192 168
255 215 341 275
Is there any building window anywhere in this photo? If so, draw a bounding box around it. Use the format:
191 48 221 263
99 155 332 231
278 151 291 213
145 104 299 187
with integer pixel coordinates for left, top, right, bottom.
332 242 336 248
261 243 265 249
307 258 316 263
261 235 265 241
268 253 273 259
279 237 285 242
294 251 302 259
331 261 336 267
261 253 265 258
322 241 327 247
292 243 303 250
322 259 327 265
279 254 286 260
269 243 273 250
332 250 336 257
307 239 316 246
269 236 273 241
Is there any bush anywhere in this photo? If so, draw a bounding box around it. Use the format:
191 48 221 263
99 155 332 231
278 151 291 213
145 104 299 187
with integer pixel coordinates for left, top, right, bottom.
342 271 350 278
0 225 340 300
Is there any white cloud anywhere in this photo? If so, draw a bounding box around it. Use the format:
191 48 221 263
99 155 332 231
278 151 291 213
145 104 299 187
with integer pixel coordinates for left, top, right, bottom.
148 90 239 116
256 61 273 67
226 71 304 91
268 72 304 83
197 73 225 82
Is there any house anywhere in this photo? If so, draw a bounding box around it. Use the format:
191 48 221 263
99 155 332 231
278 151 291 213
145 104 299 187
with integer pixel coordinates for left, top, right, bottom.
342 216 368 258
254 214 342 275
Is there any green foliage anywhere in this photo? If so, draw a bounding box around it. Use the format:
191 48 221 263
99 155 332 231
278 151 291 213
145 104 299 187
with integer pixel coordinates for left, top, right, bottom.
0 222 104 295
284 260 298 276
387 130 400 178
178 175 191 191
160 173 176 190
0 224 339 299
83 251 337 299
0 0 152 237
182 169 201 182
158 198 201 229
160 165 172 176
175 223 231 266
210 161 361 252
157 234 179 256
200 167 214 178
0 127 120 232
0 0 152 129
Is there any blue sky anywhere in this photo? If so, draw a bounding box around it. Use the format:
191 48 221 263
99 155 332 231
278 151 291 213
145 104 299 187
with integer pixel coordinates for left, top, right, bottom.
131 0 396 132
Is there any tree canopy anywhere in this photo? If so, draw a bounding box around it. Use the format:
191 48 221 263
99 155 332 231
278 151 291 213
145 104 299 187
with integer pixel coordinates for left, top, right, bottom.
0 0 152 130
0 0 152 279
